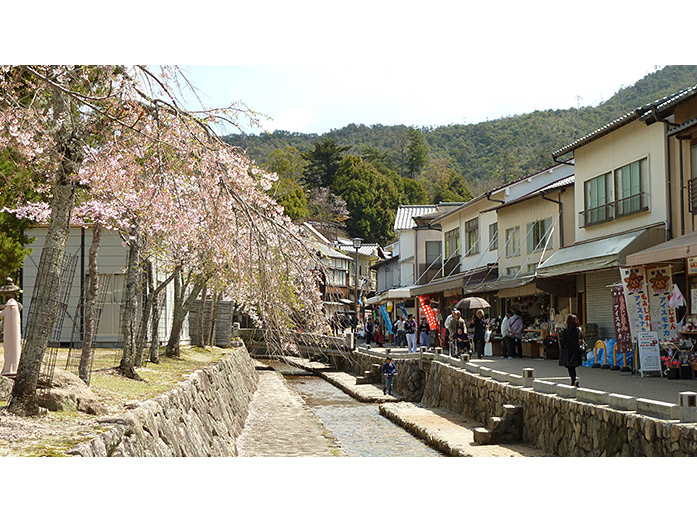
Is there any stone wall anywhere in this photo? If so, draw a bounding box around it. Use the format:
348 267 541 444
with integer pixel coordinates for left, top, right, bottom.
70 345 259 457
347 352 426 402
419 360 697 457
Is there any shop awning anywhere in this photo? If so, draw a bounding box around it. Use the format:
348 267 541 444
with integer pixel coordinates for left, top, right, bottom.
365 287 413 305
409 265 498 297
625 230 697 266
465 275 536 295
536 229 660 278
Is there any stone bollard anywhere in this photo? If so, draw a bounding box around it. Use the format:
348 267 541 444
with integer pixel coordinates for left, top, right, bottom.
679 392 697 423
435 348 442 355
522 368 535 388
232 322 240 338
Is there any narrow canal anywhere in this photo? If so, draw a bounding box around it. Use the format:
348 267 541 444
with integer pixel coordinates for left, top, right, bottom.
263 359 443 457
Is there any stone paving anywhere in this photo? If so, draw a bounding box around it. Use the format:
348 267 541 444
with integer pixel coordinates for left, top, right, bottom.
236 368 345 457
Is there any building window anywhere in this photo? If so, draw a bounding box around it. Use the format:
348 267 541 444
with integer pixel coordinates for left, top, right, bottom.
506 266 520 277
445 227 460 259
526 263 538 274
615 158 647 217
465 217 479 255
583 172 612 226
526 217 553 254
505 226 520 258
425 241 441 266
489 222 498 251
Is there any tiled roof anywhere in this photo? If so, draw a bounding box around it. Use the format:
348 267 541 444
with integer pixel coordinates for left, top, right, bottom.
497 175 574 210
393 203 462 231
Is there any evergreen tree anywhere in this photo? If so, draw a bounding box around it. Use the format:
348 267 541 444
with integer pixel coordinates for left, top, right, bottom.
301 137 351 189
405 126 428 178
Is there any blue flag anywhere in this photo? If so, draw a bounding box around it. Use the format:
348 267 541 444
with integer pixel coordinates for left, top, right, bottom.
397 302 408 319
379 304 394 335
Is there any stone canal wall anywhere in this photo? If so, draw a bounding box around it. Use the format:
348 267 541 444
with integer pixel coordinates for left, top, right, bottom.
70 345 259 457
349 351 697 456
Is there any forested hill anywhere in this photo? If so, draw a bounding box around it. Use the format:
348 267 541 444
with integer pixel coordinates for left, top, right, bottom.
224 65 697 189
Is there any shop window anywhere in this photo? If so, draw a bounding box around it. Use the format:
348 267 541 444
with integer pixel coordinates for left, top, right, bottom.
583 172 612 226
505 226 520 258
526 217 553 254
614 158 648 217
465 217 479 255
489 222 498 251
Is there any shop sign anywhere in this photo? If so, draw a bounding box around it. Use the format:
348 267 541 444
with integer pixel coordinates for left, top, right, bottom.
688 257 697 276
646 266 678 341
619 266 652 339
418 295 439 330
611 284 632 353
637 331 661 375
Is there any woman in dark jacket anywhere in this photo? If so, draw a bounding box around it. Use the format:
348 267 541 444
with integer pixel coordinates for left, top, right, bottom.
472 309 487 359
559 314 583 386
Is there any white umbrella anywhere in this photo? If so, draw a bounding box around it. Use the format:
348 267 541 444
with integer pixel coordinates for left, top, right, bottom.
455 296 490 309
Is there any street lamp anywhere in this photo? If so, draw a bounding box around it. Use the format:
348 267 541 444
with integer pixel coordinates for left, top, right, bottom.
352 237 363 347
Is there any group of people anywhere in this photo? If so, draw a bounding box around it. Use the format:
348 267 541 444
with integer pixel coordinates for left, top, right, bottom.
500 309 524 358
392 314 429 353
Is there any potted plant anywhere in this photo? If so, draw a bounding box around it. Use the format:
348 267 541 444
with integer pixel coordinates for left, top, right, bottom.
662 356 681 379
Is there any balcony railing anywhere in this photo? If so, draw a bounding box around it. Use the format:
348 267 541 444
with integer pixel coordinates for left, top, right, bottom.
579 192 649 227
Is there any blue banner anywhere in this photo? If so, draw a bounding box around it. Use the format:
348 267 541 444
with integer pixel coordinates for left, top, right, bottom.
397 302 408 319
379 304 394 335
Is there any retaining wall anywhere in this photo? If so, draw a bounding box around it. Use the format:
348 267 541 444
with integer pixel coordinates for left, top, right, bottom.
350 350 697 456
70 345 259 457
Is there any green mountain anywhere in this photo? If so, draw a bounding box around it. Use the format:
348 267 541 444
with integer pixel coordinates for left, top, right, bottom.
224 65 697 188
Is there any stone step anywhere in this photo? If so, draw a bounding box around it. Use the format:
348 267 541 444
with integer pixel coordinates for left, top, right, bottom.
355 376 373 385
502 404 522 415
488 416 502 431
473 427 495 445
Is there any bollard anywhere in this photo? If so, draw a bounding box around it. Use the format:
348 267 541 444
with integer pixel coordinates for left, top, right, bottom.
592 341 603 368
610 343 620 371
679 392 697 423
435 347 442 355
523 368 535 388
621 350 632 372
460 353 470 363
232 322 240 338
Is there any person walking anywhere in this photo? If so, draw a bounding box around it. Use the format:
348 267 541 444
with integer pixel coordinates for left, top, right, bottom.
418 317 430 350
500 312 511 358
395 316 406 347
405 314 417 353
508 310 523 358
365 317 374 347
382 356 397 395
472 309 487 359
559 314 584 387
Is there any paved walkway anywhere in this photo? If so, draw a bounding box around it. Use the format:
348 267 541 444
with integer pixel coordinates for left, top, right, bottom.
360 343 697 405
236 368 345 457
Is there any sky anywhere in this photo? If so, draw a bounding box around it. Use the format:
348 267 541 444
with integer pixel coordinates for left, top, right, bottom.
178 63 667 136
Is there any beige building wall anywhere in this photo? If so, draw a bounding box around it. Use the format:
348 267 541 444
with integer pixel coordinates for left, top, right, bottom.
670 97 697 236
574 119 669 243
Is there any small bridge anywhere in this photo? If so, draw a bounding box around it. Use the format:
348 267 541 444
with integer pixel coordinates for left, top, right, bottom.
238 328 354 358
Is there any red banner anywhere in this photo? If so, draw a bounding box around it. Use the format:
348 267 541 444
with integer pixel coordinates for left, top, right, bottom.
418 295 439 330
611 284 632 354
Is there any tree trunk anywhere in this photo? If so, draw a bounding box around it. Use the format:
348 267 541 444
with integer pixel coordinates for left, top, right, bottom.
206 291 219 347
150 288 161 364
166 273 207 357
118 231 142 379
134 259 154 367
79 225 102 383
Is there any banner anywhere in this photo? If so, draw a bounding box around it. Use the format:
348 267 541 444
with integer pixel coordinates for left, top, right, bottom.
646 266 678 340
379 304 393 335
619 266 651 340
397 302 408 320
610 284 632 354
418 295 439 330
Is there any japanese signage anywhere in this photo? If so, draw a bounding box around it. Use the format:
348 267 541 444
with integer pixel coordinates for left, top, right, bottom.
379 304 393 335
610 284 632 353
646 266 678 340
688 257 697 276
619 266 651 339
418 295 439 330
637 331 661 375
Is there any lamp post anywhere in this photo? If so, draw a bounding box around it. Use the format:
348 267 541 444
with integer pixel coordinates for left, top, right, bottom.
352 237 363 348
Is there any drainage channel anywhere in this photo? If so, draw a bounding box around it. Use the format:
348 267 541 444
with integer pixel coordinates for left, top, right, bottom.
263 359 443 457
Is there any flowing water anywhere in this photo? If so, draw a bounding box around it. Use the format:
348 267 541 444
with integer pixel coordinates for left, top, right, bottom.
264 360 442 457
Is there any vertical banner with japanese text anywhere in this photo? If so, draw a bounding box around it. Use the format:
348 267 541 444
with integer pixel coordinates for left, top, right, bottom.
619 266 651 339
418 295 439 330
379 304 393 335
646 266 678 340
611 284 633 353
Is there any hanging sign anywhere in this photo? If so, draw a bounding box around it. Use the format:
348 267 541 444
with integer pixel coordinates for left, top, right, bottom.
610 284 632 354
688 257 697 276
418 295 439 330
619 266 651 339
646 266 678 340
379 304 393 335
637 331 661 375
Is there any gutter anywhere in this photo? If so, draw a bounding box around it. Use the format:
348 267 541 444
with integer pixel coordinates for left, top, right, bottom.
542 189 565 248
